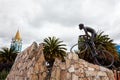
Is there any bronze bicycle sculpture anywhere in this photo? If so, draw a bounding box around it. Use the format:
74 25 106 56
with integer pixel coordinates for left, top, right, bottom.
70 24 114 67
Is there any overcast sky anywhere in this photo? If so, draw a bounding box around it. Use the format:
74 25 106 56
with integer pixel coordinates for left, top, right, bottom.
0 0 120 51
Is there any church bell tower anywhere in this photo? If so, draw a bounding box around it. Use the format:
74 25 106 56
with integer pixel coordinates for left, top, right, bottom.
11 30 22 52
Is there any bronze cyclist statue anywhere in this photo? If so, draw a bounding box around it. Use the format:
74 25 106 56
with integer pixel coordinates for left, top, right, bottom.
70 23 114 68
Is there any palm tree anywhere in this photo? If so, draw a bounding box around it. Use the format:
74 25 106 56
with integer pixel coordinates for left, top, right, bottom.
95 31 119 60
43 36 67 80
0 46 18 71
43 36 67 67
78 31 119 68
0 46 18 63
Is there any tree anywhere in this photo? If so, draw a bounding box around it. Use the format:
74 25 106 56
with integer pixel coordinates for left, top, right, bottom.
78 31 119 68
0 46 18 63
0 46 18 71
95 31 118 60
43 36 67 79
43 36 67 67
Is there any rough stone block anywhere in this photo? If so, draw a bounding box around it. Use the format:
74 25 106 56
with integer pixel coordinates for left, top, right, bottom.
60 70 67 80
72 53 79 60
51 66 56 78
97 71 107 76
74 63 80 69
85 71 97 77
65 58 71 69
66 72 72 80
88 67 95 71
68 65 75 73
72 73 78 80
74 69 80 76
88 63 99 70
100 66 107 71
55 67 60 80
79 73 86 78
67 53 73 59
60 62 66 70
101 77 109 80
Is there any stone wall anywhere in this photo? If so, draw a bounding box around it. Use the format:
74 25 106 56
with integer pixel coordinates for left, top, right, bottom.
50 53 115 80
6 42 115 80
6 42 47 80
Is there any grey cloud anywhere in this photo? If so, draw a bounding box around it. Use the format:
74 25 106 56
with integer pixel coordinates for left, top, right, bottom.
0 0 120 50
30 0 118 28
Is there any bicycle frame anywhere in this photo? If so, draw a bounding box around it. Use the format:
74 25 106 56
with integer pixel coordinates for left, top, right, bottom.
79 35 97 58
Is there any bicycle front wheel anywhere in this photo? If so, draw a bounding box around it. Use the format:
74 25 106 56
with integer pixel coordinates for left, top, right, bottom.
70 43 78 53
94 50 114 67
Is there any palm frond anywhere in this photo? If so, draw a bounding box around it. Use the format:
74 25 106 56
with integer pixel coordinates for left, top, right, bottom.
43 36 67 67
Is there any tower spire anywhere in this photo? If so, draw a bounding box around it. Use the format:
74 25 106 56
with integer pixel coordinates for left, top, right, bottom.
14 30 21 40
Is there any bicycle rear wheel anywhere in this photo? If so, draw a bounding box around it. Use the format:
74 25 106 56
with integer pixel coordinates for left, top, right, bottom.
94 50 114 67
